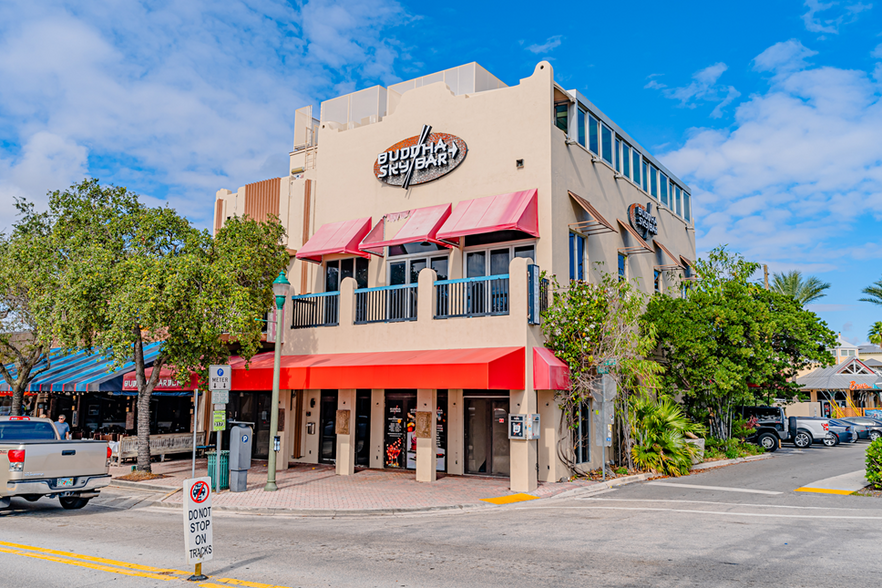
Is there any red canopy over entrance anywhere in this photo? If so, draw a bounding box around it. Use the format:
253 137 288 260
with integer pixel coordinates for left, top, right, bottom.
436 189 539 241
230 347 525 390
532 347 570 391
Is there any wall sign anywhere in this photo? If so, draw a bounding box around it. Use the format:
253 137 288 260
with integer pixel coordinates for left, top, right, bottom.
628 202 658 240
375 124 468 189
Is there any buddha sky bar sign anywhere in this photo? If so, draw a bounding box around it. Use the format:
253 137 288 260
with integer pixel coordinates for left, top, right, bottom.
375 125 468 189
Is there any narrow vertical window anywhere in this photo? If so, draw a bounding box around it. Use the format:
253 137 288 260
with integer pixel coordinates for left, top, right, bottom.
555 103 568 132
650 166 658 198
601 124 613 165
654 269 661 293
632 150 641 186
615 138 621 172
578 109 586 147
588 114 599 154
568 233 575 281
618 252 627 282
577 234 585 280
659 173 669 207
642 160 648 191
683 191 691 222
622 143 631 179
674 186 682 216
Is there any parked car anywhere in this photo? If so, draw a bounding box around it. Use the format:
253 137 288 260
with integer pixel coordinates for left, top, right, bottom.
801 417 854 446
735 406 817 451
827 419 858 444
840 417 882 441
792 417 833 447
0 416 111 510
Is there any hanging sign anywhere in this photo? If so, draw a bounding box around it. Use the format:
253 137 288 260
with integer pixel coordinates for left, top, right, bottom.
375 125 468 189
628 202 658 240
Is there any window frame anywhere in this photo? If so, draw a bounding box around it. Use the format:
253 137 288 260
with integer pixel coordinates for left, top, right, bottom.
618 252 628 282
569 231 587 281
461 238 537 278
386 248 452 285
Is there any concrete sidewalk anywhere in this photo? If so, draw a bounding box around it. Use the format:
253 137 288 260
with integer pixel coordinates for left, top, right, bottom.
109 458 602 513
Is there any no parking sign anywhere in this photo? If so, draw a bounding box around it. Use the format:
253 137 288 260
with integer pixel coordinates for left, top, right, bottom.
184 477 213 564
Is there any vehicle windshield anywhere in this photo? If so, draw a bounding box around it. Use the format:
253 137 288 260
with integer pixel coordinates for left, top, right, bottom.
0 421 58 441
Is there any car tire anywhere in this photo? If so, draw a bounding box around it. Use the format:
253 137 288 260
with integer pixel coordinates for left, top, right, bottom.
823 434 838 447
758 432 778 452
794 430 813 448
870 431 881 442
59 497 90 510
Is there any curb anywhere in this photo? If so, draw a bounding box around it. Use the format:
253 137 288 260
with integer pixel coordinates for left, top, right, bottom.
148 499 492 517
690 454 773 472
550 473 655 500
110 480 181 493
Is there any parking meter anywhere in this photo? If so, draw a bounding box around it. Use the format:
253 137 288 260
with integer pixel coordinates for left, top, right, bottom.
229 423 253 492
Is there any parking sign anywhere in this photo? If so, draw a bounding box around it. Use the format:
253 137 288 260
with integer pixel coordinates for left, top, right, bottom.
208 365 231 392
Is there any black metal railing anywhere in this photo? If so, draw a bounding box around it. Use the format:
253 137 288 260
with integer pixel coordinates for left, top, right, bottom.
354 283 419 324
434 274 510 319
539 277 550 315
290 292 339 329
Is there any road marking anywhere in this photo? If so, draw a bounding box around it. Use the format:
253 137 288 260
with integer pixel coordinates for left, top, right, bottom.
576 497 874 511
794 470 867 495
0 540 290 587
647 482 782 495
512 505 882 519
481 493 539 505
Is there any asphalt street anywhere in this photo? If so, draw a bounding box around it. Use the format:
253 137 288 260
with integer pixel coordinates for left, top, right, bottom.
0 441 879 588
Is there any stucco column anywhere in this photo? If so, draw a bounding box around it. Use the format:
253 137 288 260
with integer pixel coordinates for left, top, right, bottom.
370 389 385 469
335 389 356 476
447 389 464 475
417 268 437 324
509 259 538 492
340 277 356 327
537 390 562 483
415 389 438 482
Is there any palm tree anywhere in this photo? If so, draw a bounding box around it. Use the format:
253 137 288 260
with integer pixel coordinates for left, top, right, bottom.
770 270 831 305
869 321 882 346
860 279 882 307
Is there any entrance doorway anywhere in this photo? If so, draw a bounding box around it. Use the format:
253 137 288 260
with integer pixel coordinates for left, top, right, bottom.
384 391 447 471
464 395 510 476
229 392 272 459
319 390 338 464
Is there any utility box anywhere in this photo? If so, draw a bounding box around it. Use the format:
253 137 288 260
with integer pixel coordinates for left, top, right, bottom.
229 424 253 492
508 414 540 440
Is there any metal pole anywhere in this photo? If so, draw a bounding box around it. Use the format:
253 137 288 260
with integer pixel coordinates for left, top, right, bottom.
265 299 284 491
215 408 221 491
191 390 198 479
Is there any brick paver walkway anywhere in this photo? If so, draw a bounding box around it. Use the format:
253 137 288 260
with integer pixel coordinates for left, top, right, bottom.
110 458 598 512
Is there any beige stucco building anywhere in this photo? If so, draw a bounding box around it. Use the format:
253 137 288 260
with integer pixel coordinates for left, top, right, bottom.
214 61 696 492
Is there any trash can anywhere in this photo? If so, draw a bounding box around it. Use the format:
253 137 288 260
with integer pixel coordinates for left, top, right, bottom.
207 450 229 491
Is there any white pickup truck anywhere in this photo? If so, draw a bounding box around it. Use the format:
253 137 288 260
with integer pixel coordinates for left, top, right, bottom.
0 416 111 510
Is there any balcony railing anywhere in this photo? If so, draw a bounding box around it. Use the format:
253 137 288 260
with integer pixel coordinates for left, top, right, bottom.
434 274 510 319
355 283 419 324
291 292 339 329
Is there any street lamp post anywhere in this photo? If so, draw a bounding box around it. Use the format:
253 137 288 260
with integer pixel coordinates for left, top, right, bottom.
265 271 290 492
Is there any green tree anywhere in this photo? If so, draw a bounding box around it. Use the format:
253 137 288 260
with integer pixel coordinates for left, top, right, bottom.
33 179 288 472
642 247 836 439
770 270 830 305
541 270 662 471
861 279 882 307
0 199 57 416
868 322 882 346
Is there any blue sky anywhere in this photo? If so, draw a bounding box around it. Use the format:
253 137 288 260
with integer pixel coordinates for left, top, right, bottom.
0 0 880 343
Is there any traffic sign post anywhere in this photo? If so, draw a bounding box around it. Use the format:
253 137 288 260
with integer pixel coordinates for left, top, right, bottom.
184 477 213 580
208 366 230 496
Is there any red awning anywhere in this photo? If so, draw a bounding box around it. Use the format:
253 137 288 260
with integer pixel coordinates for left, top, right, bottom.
122 367 198 391
295 217 372 263
230 347 524 390
359 204 453 251
533 347 570 391
436 189 539 241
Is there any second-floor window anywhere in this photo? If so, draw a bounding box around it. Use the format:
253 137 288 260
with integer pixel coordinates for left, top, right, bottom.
618 252 627 282
326 257 368 291
569 232 586 281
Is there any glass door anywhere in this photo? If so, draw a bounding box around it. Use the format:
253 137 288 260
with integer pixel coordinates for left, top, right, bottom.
319 390 338 464
464 397 510 476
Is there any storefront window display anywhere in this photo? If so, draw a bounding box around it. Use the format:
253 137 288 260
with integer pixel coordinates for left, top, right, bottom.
384 391 447 471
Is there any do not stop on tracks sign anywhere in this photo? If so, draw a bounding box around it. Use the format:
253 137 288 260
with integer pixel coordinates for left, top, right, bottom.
184 477 213 565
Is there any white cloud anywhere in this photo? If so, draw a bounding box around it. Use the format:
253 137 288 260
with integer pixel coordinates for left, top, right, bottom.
753 39 818 73
872 43 882 59
525 35 563 55
660 40 882 270
646 62 741 118
801 0 873 35
0 0 408 229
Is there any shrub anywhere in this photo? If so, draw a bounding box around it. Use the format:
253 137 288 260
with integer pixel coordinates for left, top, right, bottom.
630 395 706 477
867 438 882 489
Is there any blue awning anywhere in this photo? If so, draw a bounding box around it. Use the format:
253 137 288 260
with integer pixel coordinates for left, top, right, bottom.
0 343 163 393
